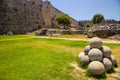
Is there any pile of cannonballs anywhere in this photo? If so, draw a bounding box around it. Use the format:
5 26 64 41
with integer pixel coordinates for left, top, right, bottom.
78 37 117 75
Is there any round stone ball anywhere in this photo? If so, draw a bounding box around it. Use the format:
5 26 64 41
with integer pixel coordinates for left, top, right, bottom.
101 46 112 58
88 48 103 61
110 55 117 66
80 55 90 66
90 37 102 49
102 58 112 70
88 61 105 75
84 45 91 55
78 52 85 59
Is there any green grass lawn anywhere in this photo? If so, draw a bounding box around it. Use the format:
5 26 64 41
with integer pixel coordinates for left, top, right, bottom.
0 35 120 80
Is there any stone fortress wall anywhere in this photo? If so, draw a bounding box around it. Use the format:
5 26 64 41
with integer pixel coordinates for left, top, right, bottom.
0 0 44 34
0 0 79 34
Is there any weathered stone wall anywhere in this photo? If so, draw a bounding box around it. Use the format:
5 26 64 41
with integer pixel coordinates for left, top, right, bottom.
0 0 44 34
0 0 79 34
38 29 84 36
79 20 119 27
87 24 120 38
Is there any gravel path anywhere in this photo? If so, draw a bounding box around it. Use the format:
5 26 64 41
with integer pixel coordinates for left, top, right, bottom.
36 36 120 44
1 36 120 44
0 37 34 41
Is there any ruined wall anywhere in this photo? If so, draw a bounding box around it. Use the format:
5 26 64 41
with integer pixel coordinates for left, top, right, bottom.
0 0 43 34
79 20 119 27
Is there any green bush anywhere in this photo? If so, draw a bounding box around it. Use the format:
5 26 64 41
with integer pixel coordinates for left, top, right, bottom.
85 23 91 28
92 14 104 24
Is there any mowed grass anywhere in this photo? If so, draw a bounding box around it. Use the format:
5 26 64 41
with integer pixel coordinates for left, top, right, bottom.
0 35 120 80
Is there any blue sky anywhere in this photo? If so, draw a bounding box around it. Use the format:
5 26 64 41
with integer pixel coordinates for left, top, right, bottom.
48 0 120 21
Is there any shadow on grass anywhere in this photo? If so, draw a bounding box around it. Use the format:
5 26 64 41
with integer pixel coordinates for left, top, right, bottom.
76 57 88 69
86 69 107 79
77 57 107 79
106 67 115 74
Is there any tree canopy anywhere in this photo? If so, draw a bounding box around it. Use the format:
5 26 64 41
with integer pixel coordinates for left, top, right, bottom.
85 23 91 28
119 20 120 24
56 14 72 29
92 14 104 24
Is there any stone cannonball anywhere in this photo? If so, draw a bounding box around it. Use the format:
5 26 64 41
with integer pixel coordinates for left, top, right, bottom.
84 45 91 55
78 52 85 59
110 55 117 66
88 61 105 75
101 46 112 58
88 48 103 61
80 55 90 66
90 37 102 49
102 58 112 70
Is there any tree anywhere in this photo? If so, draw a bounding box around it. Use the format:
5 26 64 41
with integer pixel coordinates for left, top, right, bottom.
85 23 91 28
119 20 120 24
92 14 104 24
56 14 72 29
